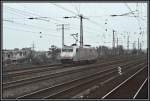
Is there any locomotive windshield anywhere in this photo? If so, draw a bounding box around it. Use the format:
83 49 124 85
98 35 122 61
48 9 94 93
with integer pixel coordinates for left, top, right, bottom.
62 48 73 52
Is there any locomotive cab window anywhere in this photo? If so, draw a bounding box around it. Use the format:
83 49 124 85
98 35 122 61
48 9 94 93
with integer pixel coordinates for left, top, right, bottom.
62 49 73 52
76 49 78 52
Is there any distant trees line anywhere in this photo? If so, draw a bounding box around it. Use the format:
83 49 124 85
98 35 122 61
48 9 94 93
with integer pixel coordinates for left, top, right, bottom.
3 45 61 65
3 45 146 66
96 45 145 57
25 45 61 65
18 45 146 64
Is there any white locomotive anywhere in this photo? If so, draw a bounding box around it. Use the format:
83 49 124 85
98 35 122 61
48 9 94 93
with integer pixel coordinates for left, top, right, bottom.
60 44 98 63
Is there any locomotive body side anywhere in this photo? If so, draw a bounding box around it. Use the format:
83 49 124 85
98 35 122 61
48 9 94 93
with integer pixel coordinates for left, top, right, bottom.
60 45 98 63
60 46 77 63
73 47 98 62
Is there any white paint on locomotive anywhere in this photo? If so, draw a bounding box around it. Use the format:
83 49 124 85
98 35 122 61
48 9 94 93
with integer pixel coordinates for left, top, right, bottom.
60 45 98 63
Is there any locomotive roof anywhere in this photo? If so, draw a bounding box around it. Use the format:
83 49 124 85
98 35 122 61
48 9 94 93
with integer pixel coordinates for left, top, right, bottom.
62 45 95 49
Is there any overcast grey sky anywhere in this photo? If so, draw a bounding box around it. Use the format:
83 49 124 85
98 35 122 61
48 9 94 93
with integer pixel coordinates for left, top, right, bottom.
3 2 147 51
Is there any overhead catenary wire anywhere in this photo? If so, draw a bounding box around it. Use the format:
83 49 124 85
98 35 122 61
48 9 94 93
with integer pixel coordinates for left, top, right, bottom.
5 6 62 24
31 5 105 36
64 18 105 34
74 4 80 15
50 3 108 33
4 26 39 34
50 3 136 47
52 3 78 15
69 22 105 35
4 26 61 38
5 6 31 17
124 3 143 29
4 17 103 37
4 3 146 49
6 4 146 32
6 5 116 37
51 4 105 45
4 9 29 18
4 19 57 32
6 5 78 26
125 3 147 47
70 25 102 39
5 6 105 40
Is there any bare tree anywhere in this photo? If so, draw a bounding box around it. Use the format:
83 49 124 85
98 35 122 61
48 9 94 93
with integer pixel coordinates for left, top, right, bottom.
50 45 61 62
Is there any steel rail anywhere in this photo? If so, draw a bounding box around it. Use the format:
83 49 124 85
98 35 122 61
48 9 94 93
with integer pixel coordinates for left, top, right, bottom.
102 66 147 99
76 62 146 99
133 78 148 99
17 67 118 98
3 63 62 73
3 57 145 90
3 64 76 77
3 55 144 77
16 59 145 99
46 62 146 99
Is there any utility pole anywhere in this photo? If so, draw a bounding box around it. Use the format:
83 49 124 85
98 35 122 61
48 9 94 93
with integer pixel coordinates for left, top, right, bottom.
117 37 118 48
132 43 134 50
62 24 64 48
79 15 84 47
127 35 129 51
63 14 88 47
112 30 115 49
32 41 35 51
140 42 141 50
133 41 136 49
57 24 69 48
30 41 35 63
138 38 139 55
117 37 119 55
112 30 115 55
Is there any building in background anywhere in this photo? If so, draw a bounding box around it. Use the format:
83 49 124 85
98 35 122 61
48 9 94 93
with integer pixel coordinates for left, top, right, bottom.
2 48 32 65
2 47 61 65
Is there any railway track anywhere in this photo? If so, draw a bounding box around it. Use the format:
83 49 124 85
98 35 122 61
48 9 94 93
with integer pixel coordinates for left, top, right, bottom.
3 63 62 73
16 59 146 99
73 63 147 99
3 63 81 79
3 63 76 82
49 63 147 99
3 55 145 83
102 66 148 99
3 56 145 90
52 62 146 99
3 54 143 79
3 55 117 75
134 78 148 99
3 54 131 73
